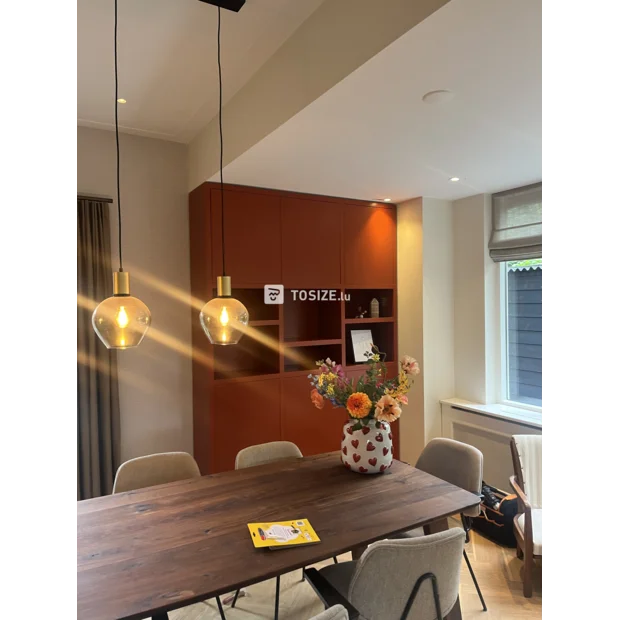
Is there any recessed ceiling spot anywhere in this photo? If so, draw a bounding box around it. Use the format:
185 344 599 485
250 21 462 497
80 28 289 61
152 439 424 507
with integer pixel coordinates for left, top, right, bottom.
449 177 460 182
117 98 127 104
383 198 392 202
422 90 454 104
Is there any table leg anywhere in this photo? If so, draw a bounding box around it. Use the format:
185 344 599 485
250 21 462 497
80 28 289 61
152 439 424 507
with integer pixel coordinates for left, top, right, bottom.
424 517 462 620
152 613 169 620
351 545 366 561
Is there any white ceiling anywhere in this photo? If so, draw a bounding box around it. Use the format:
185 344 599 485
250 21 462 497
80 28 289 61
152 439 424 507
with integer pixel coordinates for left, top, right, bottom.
77 0 325 142
217 0 542 201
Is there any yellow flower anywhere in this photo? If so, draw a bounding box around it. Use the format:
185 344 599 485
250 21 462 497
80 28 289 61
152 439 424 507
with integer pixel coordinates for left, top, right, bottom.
326 385 335 397
346 392 372 418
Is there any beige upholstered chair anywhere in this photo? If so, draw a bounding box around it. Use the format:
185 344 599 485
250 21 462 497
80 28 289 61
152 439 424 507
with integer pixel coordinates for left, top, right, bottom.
306 528 466 620
235 440 303 469
396 438 486 611
112 451 201 494
113 453 226 619
309 605 349 620
510 435 542 598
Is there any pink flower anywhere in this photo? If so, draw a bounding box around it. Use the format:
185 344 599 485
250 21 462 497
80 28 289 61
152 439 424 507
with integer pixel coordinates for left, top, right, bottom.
396 394 408 405
374 395 402 423
311 389 325 410
400 355 420 376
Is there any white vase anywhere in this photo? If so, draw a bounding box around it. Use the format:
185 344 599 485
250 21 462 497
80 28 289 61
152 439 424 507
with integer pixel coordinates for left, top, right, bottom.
341 420 393 474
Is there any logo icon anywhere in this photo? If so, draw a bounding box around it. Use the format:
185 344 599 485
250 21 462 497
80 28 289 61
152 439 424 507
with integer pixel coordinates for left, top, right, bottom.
264 284 284 304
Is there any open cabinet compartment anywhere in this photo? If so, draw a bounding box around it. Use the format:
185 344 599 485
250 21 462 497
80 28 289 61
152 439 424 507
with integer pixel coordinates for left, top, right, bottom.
345 289 394 319
345 322 395 367
283 289 341 342
283 343 343 373
213 325 280 380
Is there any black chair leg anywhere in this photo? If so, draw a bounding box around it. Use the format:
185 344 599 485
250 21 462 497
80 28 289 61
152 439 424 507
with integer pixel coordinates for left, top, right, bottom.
216 596 227 620
333 555 339 563
230 589 240 607
463 550 487 611
274 574 280 620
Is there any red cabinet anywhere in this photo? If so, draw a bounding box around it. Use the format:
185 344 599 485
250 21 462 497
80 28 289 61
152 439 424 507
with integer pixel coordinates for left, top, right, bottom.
282 198 342 288
211 189 282 285
343 206 396 287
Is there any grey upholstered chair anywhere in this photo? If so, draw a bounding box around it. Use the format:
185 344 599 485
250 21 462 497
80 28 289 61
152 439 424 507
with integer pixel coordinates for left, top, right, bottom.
398 438 486 611
112 451 201 494
306 528 466 620
310 605 349 620
510 435 542 598
113 452 226 620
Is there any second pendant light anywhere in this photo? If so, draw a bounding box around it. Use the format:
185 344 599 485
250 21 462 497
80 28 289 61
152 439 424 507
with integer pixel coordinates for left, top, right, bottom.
200 7 249 345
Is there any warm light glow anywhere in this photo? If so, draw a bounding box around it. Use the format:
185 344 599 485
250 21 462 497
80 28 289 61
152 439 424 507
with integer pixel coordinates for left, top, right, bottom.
383 198 392 202
117 98 127 104
116 306 130 328
449 177 460 182
120 337 126 347
219 306 230 326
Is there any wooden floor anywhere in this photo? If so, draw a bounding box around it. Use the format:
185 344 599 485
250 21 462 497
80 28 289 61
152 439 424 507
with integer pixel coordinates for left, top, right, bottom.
170 518 541 620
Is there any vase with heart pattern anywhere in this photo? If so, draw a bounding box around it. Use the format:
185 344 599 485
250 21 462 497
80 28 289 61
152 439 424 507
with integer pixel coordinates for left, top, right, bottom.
341 420 393 474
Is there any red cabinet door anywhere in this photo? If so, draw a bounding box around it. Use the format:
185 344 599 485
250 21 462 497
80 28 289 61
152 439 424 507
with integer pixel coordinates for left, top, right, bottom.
211 377 281 473
281 375 349 457
211 189 281 285
343 206 396 287
281 198 342 288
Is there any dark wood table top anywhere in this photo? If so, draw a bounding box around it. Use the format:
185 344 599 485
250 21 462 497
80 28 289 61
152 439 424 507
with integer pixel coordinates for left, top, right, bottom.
77 452 480 620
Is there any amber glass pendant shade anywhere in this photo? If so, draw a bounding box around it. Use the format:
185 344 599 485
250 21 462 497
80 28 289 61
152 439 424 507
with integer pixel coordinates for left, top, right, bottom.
200 276 249 345
92 272 151 349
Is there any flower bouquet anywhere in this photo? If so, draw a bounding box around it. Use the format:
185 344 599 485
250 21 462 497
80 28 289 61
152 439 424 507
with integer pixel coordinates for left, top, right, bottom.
309 346 420 474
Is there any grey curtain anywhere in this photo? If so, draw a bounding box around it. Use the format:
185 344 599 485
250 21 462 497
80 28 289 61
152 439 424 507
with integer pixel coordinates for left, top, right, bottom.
77 198 121 500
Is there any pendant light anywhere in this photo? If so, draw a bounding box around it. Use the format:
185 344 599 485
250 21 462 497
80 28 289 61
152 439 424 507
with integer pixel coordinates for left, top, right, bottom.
92 0 151 350
199 7 249 345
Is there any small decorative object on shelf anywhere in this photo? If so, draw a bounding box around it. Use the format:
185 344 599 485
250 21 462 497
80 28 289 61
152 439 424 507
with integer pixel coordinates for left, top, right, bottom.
355 306 367 319
370 298 380 318
308 347 420 474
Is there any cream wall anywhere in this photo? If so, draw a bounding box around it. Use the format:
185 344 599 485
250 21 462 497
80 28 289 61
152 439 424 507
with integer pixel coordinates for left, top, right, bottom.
452 193 498 404
77 126 193 462
421 198 455 441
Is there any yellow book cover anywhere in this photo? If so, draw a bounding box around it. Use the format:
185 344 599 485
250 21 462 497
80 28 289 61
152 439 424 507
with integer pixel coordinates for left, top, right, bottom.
247 519 321 549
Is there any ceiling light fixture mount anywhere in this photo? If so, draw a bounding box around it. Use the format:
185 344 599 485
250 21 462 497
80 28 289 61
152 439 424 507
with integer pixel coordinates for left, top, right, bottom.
92 0 151 350
198 0 245 12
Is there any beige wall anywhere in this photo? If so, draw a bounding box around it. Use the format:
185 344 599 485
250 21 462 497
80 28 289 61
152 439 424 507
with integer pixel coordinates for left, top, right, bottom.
421 198 455 441
453 193 499 404
77 127 193 462
397 198 424 463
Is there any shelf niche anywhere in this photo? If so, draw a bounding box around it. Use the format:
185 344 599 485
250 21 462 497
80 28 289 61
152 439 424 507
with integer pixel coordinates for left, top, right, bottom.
345 289 393 319
213 325 279 380
345 322 395 367
283 342 342 373
283 289 341 342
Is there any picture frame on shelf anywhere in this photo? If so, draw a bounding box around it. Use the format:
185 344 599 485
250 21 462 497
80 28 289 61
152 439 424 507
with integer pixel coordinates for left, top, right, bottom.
350 329 374 363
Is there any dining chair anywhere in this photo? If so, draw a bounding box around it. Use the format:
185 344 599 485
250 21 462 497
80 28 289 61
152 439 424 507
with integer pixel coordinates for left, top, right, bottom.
305 528 466 620
309 604 349 620
510 435 542 598
394 438 487 611
231 441 339 618
112 452 227 620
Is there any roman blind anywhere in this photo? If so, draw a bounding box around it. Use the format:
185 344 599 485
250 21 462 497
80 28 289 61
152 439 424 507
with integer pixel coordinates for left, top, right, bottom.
489 182 542 262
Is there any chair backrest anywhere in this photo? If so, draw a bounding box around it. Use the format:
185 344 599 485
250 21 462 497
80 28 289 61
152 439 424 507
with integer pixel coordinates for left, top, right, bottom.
235 441 303 470
309 605 349 620
415 438 483 517
349 528 465 620
113 452 201 494
511 435 542 509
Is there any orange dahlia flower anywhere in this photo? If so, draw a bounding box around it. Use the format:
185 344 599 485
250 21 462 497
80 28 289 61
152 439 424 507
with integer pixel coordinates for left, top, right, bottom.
346 392 372 418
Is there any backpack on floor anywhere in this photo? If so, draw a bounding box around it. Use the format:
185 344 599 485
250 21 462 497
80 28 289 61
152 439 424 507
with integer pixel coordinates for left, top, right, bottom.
471 482 518 547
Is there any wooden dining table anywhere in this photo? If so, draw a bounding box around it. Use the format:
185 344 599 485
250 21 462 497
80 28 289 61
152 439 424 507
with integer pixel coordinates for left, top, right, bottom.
77 452 480 620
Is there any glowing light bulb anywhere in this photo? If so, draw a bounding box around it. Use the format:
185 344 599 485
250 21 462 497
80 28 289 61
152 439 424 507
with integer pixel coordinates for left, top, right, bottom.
219 306 230 326
221 331 228 343
116 306 130 328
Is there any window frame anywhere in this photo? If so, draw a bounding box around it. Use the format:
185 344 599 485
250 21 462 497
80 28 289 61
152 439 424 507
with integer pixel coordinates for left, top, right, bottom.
498 261 542 413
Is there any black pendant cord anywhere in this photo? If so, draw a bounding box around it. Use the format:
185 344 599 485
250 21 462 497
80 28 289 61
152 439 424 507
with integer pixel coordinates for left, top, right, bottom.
114 0 123 272
218 6 226 276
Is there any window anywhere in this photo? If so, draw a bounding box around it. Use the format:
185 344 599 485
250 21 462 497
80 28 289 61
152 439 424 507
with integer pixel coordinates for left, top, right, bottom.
502 259 542 407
